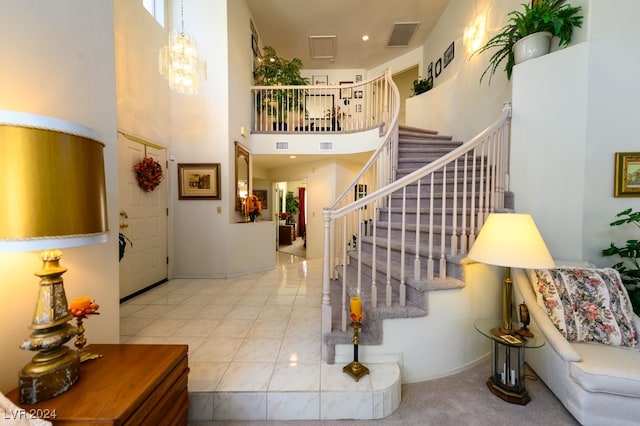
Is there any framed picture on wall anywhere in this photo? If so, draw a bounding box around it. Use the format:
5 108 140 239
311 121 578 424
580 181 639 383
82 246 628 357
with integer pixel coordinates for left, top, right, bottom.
178 163 221 200
253 189 268 209
312 75 328 85
443 41 455 68
614 152 640 197
340 81 353 99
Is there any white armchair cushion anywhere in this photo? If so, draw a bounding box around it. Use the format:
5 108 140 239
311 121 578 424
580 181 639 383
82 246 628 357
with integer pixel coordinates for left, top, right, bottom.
570 343 640 397
529 267 638 348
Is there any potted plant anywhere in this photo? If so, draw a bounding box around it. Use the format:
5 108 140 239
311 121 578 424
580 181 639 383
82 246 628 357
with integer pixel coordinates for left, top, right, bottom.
253 46 309 130
475 0 582 84
285 191 299 224
602 208 640 314
411 76 433 96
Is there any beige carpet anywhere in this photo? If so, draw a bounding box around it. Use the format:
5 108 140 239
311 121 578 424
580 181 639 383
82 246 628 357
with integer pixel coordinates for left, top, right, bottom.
278 238 306 258
191 359 579 425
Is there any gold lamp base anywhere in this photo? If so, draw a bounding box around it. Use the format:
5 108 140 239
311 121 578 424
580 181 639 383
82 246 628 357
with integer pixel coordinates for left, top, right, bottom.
19 346 80 404
18 251 79 404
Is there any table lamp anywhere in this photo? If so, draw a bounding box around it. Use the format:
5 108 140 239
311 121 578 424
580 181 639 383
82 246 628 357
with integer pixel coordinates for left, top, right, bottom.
467 213 554 334
0 111 109 404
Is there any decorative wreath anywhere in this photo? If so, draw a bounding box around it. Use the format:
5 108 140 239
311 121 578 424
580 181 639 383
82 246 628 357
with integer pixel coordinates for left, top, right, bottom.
133 157 163 192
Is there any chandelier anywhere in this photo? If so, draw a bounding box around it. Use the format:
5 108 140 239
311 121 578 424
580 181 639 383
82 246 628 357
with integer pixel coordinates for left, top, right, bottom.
158 0 207 95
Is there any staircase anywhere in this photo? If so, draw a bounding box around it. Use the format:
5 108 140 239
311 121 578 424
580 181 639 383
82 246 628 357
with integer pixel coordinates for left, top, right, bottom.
320 105 512 364
324 126 470 361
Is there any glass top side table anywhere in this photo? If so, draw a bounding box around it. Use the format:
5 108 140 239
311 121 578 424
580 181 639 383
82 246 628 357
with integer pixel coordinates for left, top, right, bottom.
474 318 545 405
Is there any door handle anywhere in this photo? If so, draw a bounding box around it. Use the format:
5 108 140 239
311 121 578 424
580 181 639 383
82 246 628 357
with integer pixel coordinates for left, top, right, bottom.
120 210 128 218
119 223 129 229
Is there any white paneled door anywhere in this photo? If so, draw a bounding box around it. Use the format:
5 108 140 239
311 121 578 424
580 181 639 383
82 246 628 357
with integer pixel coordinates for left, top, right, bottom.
118 134 168 299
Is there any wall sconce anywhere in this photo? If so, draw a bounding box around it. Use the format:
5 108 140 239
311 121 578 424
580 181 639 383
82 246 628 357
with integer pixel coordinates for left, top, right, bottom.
464 14 487 54
0 111 109 404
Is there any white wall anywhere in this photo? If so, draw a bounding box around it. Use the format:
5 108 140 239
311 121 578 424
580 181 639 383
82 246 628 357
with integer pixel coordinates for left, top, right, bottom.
0 1 119 392
168 0 275 277
115 0 170 146
511 0 640 266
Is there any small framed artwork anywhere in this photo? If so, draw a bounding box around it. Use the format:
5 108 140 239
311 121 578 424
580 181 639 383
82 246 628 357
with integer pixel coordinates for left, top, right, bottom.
354 90 363 99
355 104 362 113
178 163 221 200
253 189 268 209
427 62 433 80
340 81 353 99
614 152 640 197
435 58 442 77
251 34 259 57
355 74 363 82
443 41 455 68
354 184 367 200
312 75 328 85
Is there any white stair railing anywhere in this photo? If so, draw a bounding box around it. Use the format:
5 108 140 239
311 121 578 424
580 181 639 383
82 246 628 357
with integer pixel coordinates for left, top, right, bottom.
251 71 395 134
320 104 512 361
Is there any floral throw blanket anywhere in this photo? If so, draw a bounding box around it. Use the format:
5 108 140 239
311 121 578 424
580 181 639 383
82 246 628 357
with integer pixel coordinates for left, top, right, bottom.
529 267 638 348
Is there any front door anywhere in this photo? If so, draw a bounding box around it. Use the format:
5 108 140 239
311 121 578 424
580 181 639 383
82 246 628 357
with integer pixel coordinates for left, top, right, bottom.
118 133 168 299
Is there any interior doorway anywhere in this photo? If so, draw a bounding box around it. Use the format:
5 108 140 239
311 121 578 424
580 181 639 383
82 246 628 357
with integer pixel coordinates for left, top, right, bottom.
275 179 307 258
392 65 419 126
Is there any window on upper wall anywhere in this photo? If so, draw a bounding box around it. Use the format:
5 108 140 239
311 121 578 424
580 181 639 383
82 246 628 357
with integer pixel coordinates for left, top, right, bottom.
143 0 165 27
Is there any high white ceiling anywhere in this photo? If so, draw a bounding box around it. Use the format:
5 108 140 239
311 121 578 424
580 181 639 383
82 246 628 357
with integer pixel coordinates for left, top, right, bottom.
246 0 450 70
246 0 450 173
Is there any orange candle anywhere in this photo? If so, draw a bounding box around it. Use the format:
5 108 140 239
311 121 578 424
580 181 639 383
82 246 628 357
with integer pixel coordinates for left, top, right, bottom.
350 296 363 322
70 296 91 311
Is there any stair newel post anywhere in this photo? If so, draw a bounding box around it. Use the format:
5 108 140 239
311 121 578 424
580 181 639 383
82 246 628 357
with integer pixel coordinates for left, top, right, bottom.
343 296 370 382
341 217 348 332
321 209 333 361
400 187 407 306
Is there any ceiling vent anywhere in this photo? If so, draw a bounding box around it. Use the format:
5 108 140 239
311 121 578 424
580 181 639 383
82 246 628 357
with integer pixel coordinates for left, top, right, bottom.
387 22 420 47
308 35 337 59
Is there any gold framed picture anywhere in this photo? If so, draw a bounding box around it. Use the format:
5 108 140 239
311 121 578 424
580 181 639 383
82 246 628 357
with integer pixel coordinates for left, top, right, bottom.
178 163 221 200
614 152 640 197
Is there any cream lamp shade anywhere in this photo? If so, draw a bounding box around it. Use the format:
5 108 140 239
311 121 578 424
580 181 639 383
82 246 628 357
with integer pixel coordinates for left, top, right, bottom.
467 213 554 333
467 213 554 269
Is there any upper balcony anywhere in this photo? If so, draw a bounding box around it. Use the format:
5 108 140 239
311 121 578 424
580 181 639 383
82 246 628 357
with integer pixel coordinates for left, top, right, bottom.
250 71 396 155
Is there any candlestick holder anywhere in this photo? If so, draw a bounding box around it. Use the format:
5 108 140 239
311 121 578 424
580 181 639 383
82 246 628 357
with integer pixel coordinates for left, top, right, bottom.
70 300 102 363
343 321 370 382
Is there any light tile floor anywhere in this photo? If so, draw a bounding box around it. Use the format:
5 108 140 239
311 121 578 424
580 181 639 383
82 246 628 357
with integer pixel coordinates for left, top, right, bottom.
119 252 400 421
120 252 323 391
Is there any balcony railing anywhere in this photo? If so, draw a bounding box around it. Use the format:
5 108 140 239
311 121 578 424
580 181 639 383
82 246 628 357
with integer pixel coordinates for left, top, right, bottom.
251 72 395 134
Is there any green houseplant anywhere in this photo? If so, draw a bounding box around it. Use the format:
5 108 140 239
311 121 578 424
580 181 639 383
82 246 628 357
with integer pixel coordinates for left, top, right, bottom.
253 46 309 130
475 0 582 84
285 191 299 224
602 208 640 314
412 77 433 96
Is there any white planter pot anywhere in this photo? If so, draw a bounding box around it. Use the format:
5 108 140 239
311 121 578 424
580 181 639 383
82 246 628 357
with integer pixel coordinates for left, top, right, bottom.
512 31 552 64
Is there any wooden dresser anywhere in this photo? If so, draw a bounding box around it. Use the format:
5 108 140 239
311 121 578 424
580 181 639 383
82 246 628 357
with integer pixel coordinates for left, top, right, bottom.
7 344 189 425
279 224 296 245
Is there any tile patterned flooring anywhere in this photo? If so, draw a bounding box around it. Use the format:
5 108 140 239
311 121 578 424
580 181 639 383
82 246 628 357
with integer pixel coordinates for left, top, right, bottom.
120 252 400 421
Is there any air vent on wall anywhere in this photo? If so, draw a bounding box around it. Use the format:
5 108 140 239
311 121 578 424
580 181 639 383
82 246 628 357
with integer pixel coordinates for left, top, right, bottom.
387 22 420 47
319 141 333 151
275 141 289 150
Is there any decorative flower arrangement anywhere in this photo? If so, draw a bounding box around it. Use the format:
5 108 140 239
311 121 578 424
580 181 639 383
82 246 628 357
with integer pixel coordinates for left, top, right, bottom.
133 157 163 192
246 194 262 222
